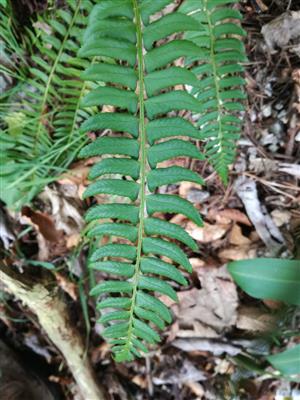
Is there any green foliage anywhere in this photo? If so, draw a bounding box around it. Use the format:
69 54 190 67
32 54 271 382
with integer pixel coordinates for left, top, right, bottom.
78 0 205 361
229 257 300 377
0 0 94 208
267 345 300 377
228 258 300 306
180 0 247 183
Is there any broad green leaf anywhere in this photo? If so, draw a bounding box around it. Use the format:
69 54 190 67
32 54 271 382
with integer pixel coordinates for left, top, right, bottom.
142 237 192 273
141 257 187 285
80 114 139 138
85 204 139 224
90 243 136 262
147 139 204 168
83 179 139 201
147 166 204 191
87 222 138 242
79 137 139 159
228 259 300 305
144 217 197 250
147 194 203 226
267 345 300 376
89 158 140 180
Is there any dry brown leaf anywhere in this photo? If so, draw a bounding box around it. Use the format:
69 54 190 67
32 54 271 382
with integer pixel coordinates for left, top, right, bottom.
218 246 256 261
179 182 203 199
66 233 81 249
237 306 276 332
229 224 251 246
175 266 238 338
186 222 228 243
54 272 77 300
217 209 252 226
21 206 63 242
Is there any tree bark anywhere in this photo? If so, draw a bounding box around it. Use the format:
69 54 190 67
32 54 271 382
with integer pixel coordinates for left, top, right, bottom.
0 264 106 400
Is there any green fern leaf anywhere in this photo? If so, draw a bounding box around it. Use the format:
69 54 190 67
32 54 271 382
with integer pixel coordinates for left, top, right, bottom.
78 0 205 361
180 0 246 183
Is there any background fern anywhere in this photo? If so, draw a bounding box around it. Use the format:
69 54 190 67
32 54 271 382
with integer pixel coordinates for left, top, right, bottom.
78 0 206 362
0 0 94 208
180 0 247 184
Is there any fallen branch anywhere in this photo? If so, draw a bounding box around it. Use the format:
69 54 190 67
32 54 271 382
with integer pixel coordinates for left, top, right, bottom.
0 263 106 400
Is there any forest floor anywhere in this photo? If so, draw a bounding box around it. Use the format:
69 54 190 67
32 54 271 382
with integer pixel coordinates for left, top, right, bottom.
0 0 300 399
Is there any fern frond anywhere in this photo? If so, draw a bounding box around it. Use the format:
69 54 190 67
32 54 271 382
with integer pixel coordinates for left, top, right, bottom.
78 0 205 361
0 0 94 208
180 0 247 184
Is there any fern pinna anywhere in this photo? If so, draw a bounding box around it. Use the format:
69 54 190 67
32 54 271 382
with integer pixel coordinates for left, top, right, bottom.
180 0 247 184
78 0 206 361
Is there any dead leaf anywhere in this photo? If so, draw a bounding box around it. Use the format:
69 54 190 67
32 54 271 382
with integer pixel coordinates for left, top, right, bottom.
237 306 276 332
66 233 81 249
175 266 238 338
54 273 77 300
271 209 291 227
218 246 256 261
262 11 300 54
21 206 63 242
186 222 228 243
229 224 251 246
235 176 285 249
207 208 252 226
172 338 242 356
153 360 207 385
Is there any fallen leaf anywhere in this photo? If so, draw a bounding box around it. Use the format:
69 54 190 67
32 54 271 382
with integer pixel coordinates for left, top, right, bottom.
271 209 291 227
21 206 63 242
66 233 81 249
54 272 77 300
186 222 228 243
218 246 256 261
229 224 251 246
237 306 276 332
175 266 238 338
153 360 207 385
172 338 242 356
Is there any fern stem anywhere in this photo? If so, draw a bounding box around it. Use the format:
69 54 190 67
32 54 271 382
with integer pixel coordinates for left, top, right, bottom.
203 0 226 182
33 0 81 155
124 0 147 354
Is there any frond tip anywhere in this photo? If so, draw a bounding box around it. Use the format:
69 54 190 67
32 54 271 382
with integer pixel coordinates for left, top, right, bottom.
181 0 247 184
79 0 205 361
